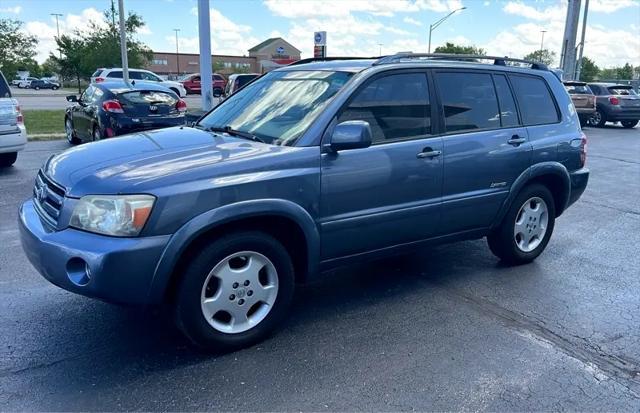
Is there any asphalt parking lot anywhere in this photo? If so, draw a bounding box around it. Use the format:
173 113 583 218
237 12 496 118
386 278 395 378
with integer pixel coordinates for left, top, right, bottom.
0 125 639 410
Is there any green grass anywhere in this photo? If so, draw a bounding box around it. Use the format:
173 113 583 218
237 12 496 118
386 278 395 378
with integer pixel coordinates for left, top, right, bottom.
23 110 65 139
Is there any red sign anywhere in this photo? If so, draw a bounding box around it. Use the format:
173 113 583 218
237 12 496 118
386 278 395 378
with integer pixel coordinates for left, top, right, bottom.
314 45 326 58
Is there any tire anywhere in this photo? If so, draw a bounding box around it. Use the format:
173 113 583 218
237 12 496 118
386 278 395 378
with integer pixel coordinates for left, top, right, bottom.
590 108 607 127
174 231 295 352
92 125 102 141
52 86 59 90
621 120 638 129
487 184 556 265
34 86 40 90
65 117 80 145
0 152 18 167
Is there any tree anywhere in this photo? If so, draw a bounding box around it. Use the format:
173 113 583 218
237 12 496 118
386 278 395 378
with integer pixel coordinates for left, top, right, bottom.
434 42 486 55
523 49 556 66
40 57 60 78
598 67 618 80
579 56 599 82
0 19 38 77
617 63 633 80
51 5 152 92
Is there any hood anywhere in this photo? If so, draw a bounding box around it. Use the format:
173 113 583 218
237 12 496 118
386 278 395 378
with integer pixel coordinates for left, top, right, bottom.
44 126 296 197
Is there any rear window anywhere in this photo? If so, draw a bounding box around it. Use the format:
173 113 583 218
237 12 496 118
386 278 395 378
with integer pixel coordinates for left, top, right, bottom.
0 71 12 98
213 75 224 81
436 72 500 133
564 84 593 94
118 90 178 105
92 70 103 77
107 71 123 79
509 75 559 126
609 87 637 96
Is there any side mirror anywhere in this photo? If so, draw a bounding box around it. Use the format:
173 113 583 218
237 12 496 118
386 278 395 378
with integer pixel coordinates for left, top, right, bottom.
328 120 372 151
66 95 78 102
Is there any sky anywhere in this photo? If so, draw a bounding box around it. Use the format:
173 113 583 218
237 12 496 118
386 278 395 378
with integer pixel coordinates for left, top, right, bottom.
1 0 639 68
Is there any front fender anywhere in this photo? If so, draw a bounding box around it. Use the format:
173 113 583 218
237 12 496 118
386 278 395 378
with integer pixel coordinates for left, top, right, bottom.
491 162 571 229
147 199 320 304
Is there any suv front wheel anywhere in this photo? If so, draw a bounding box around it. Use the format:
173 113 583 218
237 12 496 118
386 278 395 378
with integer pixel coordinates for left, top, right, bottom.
488 184 556 265
175 231 295 351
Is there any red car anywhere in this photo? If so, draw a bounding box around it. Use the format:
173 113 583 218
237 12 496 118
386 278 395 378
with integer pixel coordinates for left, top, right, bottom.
180 73 227 95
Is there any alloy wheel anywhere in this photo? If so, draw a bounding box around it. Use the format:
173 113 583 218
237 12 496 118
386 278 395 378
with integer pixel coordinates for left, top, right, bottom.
200 251 279 334
65 119 74 143
513 197 549 253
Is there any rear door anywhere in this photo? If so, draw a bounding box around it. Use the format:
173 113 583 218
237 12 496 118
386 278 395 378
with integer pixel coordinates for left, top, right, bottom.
435 71 531 233
320 71 443 259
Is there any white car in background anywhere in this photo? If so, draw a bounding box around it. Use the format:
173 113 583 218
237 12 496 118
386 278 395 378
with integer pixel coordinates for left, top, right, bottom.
0 72 27 167
90 68 187 97
17 77 38 88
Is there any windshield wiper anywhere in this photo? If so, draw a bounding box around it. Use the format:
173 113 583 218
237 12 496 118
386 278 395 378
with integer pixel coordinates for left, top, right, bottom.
204 125 264 143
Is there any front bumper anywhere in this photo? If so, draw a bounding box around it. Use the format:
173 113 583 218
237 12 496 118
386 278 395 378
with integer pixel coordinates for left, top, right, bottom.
567 167 589 208
19 200 171 305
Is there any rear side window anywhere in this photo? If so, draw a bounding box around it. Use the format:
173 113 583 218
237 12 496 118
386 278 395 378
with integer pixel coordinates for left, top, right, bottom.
0 71 11 98
118 90 178 105
436 72 500 133
107 71 123 79
338 73 431 144
91 70 103 77
509 75 559 126
493 74 519 128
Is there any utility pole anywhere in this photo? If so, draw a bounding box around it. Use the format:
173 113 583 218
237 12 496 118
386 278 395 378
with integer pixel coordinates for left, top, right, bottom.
50 13 63 59
174 29 181 77
560 0 581 79
117 0 129 84
575 0 589 80
427 7 466 53
198 0 213 111
540 30 547 53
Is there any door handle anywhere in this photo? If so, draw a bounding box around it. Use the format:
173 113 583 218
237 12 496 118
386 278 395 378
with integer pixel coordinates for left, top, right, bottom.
417 149 442 159
507 135 526 146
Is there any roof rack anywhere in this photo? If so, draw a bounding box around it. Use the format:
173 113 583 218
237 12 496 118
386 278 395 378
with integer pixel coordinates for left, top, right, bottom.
372 53 549 71
288 56 378 66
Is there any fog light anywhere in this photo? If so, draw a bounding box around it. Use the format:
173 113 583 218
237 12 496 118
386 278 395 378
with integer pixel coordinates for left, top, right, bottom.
66 257 91 286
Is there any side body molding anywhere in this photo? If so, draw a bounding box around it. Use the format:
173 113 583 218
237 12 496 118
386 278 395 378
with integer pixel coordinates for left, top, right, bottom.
147 199 320 303
491 161 571 229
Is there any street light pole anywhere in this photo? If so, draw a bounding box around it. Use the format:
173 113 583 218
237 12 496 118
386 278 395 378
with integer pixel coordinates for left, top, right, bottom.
174 29 181 77
427 7 466 53
50 13 63 59
540 30 547 52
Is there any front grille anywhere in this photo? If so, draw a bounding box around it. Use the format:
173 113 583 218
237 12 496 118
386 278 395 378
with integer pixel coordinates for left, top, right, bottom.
33 170 66 228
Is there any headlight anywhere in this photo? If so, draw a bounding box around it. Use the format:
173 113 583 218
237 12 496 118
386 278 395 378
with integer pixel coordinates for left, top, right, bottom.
70 195 155 237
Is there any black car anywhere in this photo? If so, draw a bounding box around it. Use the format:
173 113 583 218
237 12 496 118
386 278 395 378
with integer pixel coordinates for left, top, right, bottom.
30 79 60 90
64 81 187 144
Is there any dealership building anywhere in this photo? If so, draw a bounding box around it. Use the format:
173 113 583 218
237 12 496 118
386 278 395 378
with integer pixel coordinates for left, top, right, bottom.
145 37 301 76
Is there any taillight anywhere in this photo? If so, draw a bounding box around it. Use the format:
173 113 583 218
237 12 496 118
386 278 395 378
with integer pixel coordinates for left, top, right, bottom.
609 96 620 105
176 99 187 112
14 103 23 124
580 132 587 167
95 77 105 83
102 100 124 113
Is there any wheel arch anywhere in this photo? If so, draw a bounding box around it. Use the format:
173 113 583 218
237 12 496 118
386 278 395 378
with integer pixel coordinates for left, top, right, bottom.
492 162 571 229
148 199 320 304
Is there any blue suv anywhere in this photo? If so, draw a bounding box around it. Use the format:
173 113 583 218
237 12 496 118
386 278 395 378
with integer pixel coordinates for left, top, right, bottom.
19 54 589 351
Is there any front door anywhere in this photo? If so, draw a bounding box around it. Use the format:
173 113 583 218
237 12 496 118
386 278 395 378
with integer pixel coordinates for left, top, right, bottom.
434 71 532 233
319 72 443 260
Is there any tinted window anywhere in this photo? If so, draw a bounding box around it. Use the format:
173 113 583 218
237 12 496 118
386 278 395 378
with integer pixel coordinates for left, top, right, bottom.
213 75 224 81
119 90 177 106
139 72 160 81
509 75 559 125
128 71 142 80
338 73 431 143
107 71 123 79
436 72 500 133
493 74 519 127
0 71 10 98
237 75 258 88
92 88 104 103
92 70 103 77
81 86 95 103
609 87 636 96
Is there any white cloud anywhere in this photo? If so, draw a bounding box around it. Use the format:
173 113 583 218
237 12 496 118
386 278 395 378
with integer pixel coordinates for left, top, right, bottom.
0 5 21 14
416 0 464 13
138 25 152 35
264 0 465 18
589 0 639 13
483 1 490 6
403 16 423 26
502 1 565 22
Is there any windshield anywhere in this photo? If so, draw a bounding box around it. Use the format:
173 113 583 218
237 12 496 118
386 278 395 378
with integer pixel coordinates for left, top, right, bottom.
609 87 637 96
198 70 353 146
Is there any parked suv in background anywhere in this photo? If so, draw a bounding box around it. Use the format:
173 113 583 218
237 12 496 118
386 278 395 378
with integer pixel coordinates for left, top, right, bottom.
91 68 187 97
0 71 27 167
180 73 227 95
563 81 595 127
20 54 589 351
29 79 60 90
587 83 640 128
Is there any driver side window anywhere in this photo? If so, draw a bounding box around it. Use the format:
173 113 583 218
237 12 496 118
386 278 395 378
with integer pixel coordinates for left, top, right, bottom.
80 86 95 104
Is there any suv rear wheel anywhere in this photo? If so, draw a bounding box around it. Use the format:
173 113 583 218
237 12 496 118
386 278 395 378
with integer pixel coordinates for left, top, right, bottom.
174 231 295 351
589 108 607 127
0 152 17 167
487 184 556 265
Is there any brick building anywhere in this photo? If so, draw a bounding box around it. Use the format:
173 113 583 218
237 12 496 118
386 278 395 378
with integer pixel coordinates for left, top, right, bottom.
145 37 301 77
